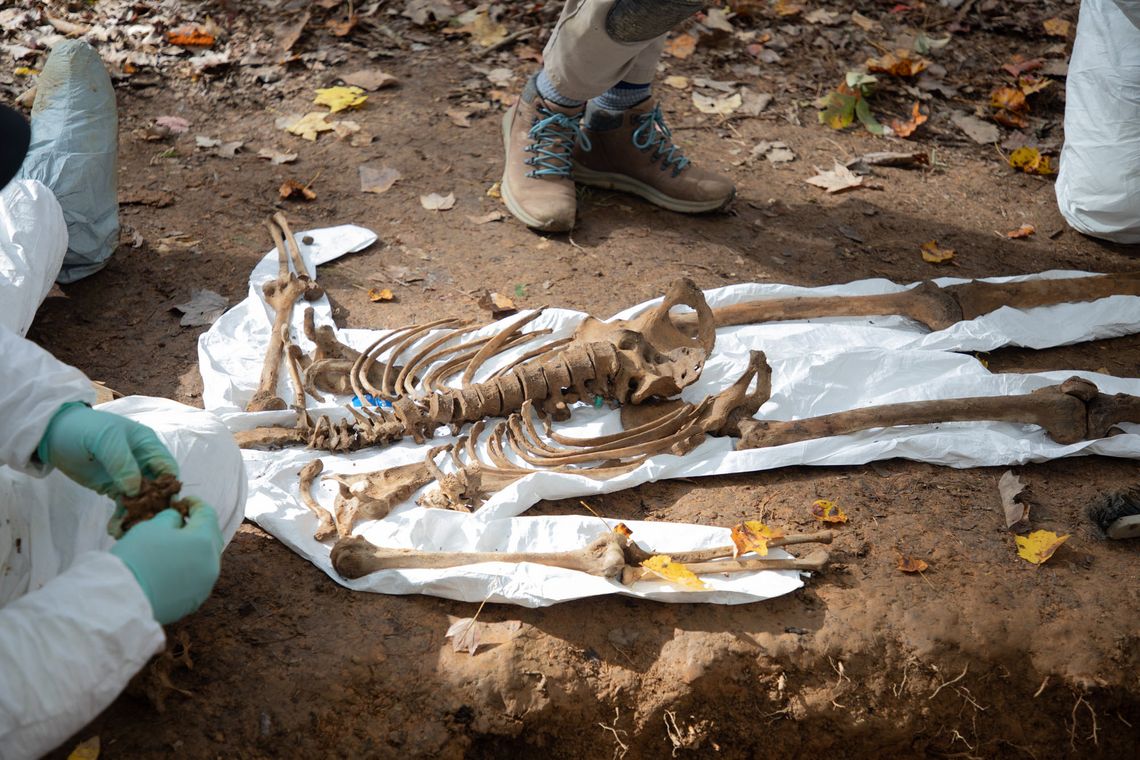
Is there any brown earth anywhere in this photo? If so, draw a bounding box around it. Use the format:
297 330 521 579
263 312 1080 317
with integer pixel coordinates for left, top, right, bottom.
17 1 1139 757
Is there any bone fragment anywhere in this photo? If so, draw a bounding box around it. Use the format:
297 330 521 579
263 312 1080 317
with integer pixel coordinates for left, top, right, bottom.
622 530 836 565
298 458 336 540
331 532 628 580
619 548 830 585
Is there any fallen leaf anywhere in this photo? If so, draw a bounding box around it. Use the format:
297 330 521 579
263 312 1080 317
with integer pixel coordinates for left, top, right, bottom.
368 288 395 302
327 13 358 37
991 86 1029 128
257 147 298 164
805 8 841 25
819 73 884 135
195 135 221 148
640 555 708 590
811 499 848 523
332 120 362 140
279 180 316 201
895 554 929 573
447 108 473 128
477 291 516 316
951 112 1000 144
850 10 879 30
275 10 311 58
1002 56 1044 78
998 470 1030 530
172 289 228 327
703 7 736 32
13 66 38 76
1015 530 1069 564
773 0 803 17
1017 75 1052 97
613 523 633 538
167 26 215 48
487 68 515 87
739 89 773 116
67 736 100 760
664 75 691 90
692 77 737 93
664 33 697 59
155 116 190 134
845 151 929 171
420 192 456 211
867 51 930 77
1005 224 1036 239
342 68 398 91
1008 147 1055 175
446 617 481 655
215 140 243 158
692 91 742 116
890 101 927 138
281 112 334 141
467 211 505 224
730 521 784 558
805 162 864 193
359 164 401 194
1042 17 1072 37
456 9 509 47
738 140 796 166
315 85 367 113
486 181 501 199
920 240 955 264
404 0 456 26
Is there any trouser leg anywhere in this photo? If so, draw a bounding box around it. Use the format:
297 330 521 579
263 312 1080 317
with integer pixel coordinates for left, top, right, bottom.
542 0 699 100
0 398 246 607
0 179 68 336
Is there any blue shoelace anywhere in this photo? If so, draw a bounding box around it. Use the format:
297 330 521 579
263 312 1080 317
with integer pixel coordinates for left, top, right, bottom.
526 107 590 178
631 105 690 176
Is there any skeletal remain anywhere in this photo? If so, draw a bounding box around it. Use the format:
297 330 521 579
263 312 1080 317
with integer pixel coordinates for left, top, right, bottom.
331 530 830 582
619 549 830 585
676 271 1140 332
246 215 324 412
621 529 836 565
298 458 336 540
737 376 1140 449
323 447 448 537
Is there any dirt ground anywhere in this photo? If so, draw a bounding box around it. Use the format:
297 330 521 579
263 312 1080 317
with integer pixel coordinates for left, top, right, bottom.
10 0 1139 757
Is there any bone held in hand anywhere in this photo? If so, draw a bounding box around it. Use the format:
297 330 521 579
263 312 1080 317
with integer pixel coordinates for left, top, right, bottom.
620 549 831 585
331 532 628 580
735 377 1140 449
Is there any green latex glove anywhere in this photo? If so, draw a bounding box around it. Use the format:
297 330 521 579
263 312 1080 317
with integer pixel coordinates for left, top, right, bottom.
111 500 224 625
37 402 179 498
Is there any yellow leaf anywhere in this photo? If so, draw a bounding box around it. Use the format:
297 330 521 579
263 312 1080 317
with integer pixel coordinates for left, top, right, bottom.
1042 17 1072 37
1018 76 1052 97
368 287 394 302
921 240 956 264
67 736 100 760
486 181 501 199
13 66 38 76
811 499 848 524
456 11 508 47
314 85 368 113
730 521 784 558
1015 530 1070 564
284 111 334 141
664 33 697 60
641 555 708 590
896 554 929 573
1009 147 1055 176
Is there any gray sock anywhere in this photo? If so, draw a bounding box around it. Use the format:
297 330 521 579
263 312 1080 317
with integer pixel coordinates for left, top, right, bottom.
593 82 651 112
535 69 584 107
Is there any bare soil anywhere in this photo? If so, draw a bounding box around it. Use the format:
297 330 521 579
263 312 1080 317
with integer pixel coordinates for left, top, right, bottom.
20 1 1139 757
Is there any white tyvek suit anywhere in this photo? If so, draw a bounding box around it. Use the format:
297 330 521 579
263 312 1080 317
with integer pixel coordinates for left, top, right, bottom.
0 179 247 759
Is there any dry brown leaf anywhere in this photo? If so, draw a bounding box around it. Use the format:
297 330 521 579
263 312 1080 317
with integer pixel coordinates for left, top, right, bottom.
279 180 316 201
420 192 456 211
952 113 1000 144
456 10 509 47
167 26 215 48
890 102 928 138
1005 224 1036 239
692 91 742 116
920 240 955 264
613 523 633 538
805 162 864 193
446 617 481 655
447 109 473 128
867 51 930 78
664 33 697 60
730 521 784 558
327 14 358 36
641 555 708 590
703 7 736 32
275 11 311 57
811 499 848 524
664 75 691 90
368 287 395 302
991 86 1030 128
359 165 401 194
1042 17 1072 37
895 554 929 573
998 470 1030 530
850 10 879 31
1002 56 1044 77
467 211 505 224
257 147 298 165
773 0 803 17
342 68 398 91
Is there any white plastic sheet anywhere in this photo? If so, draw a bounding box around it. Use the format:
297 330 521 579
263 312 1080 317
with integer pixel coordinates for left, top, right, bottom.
200 228 1140 606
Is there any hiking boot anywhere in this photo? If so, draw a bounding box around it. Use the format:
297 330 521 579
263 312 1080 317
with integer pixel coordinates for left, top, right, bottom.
574 98 735 213
500 77 586 232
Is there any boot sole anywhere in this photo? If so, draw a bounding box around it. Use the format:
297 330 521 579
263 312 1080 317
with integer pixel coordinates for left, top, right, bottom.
574 165 734 214
500 109 574 233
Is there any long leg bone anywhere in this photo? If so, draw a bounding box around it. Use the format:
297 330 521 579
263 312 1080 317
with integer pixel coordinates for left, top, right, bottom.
619 549 830 585
298 458 336 540
622 529 836 565
737 376 1140 449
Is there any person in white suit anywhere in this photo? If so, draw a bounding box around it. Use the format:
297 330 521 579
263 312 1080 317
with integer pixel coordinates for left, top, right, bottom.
0 78 245 759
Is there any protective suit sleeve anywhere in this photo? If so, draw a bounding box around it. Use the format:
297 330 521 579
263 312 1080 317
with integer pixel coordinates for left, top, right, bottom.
0 324 95 474
0 550 165 759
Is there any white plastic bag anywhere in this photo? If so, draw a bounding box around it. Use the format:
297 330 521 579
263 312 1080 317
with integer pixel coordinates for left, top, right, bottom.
1055 0 1140 244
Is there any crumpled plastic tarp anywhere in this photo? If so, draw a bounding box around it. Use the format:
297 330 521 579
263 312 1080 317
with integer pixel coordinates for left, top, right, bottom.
0 179 66 335
199 226 1140 606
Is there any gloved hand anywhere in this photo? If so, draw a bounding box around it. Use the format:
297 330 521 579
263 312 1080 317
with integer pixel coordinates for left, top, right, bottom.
37 401 179 497
111 499 224 625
